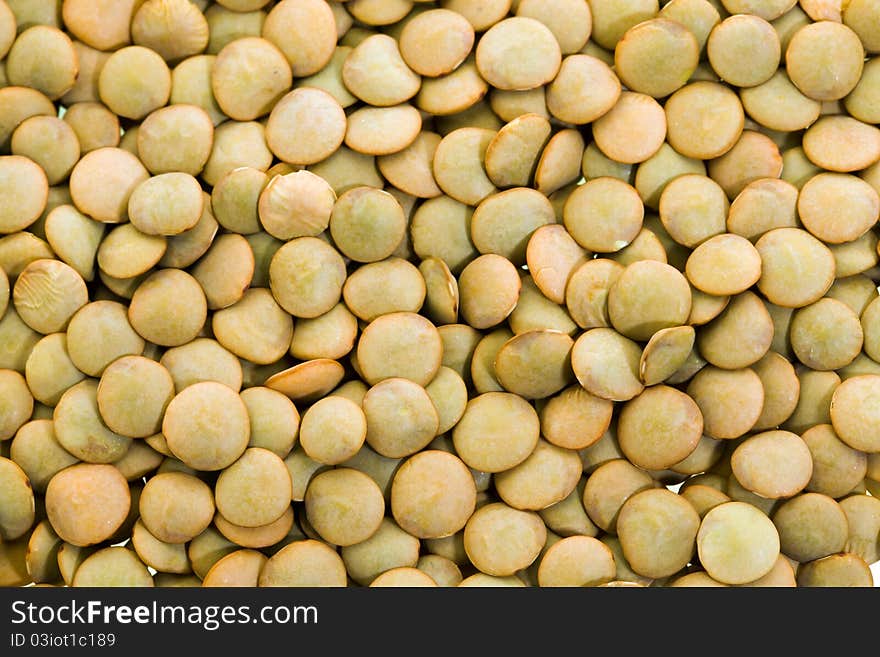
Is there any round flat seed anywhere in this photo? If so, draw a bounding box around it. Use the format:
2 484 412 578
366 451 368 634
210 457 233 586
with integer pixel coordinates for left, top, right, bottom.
786 21 864 101
299 396 365 466
266 88 346 166
128 269 206 347
798 173 879 245
697 501 780 584
564 177 643 253
45 463 130 547
201 121 273 188
11 116 80 186
756 227 836 307
791 298 863 371
139 471 214 544
516 0 591 54
162 381 250 471
464 502 546 576
363 377 438 459
471 188 555 265
708 130 783 200
440 0 511 32
494 438 582 511
731 430 813 498
131 0 209 62
340 516 421 586
66 301 144 377
665 81 745 160
0 155 49 235
658 174 728 248
457 254 520 330
356 311 442 387
615 18 698 98
707 14 780 88
215 447 291 528
269 236 346 318
345 103 422 156
98 46 171 120
62 0 141 51
97 224 166 280
685 234 761 296
475 17 561 91
377 131 442 198
773 493 848 563
527 224 587 305
211 288 292 366
69 147 149 224
687 366 764 439
6 26 77 100
565 259 623 329
10 420 78 493
54 378 133 463
0 457 34 542
534 129 584 197
639 325 696 386
659 0 721 52
128 173 204 236
329 187 406 264
258 170 336 240
494 330 574 400
433 127 497 206
803 116 880 173
43 204 105 282
803 424 867 498
582 459 654 534
0 0 14 59
726 177 798 241
484 114 550 189
537 535 617 587
72 547 153 587
131 519 190 575
13 259 87 334
0 370 33 441
369 567 437 587
784 369 840 435
419 257 459 326
751 351 800 431
830 375 880 453
740 70 821 132
64 102 121 154
399 9 474 77
97 356 174 439
608 260 692 341
592 92 667 165
618 385 703 470
618 489 701 580
797 553 874 587
839 495 880 564
846 57 880 123
211 37 291 121
202 549 267 587
264 359 345 403
547 55 620 125
452 392 539 473
255 539 344 587
305 468 384 546
571 327 643 402
260 0 335 77
343 34 419 106
190 234 254 310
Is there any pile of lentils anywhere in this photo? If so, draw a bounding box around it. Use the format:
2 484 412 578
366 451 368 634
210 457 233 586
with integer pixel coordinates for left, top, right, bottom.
1 0 879 588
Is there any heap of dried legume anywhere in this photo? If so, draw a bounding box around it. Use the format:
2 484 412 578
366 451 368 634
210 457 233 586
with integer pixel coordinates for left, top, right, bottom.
0 0 879 588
